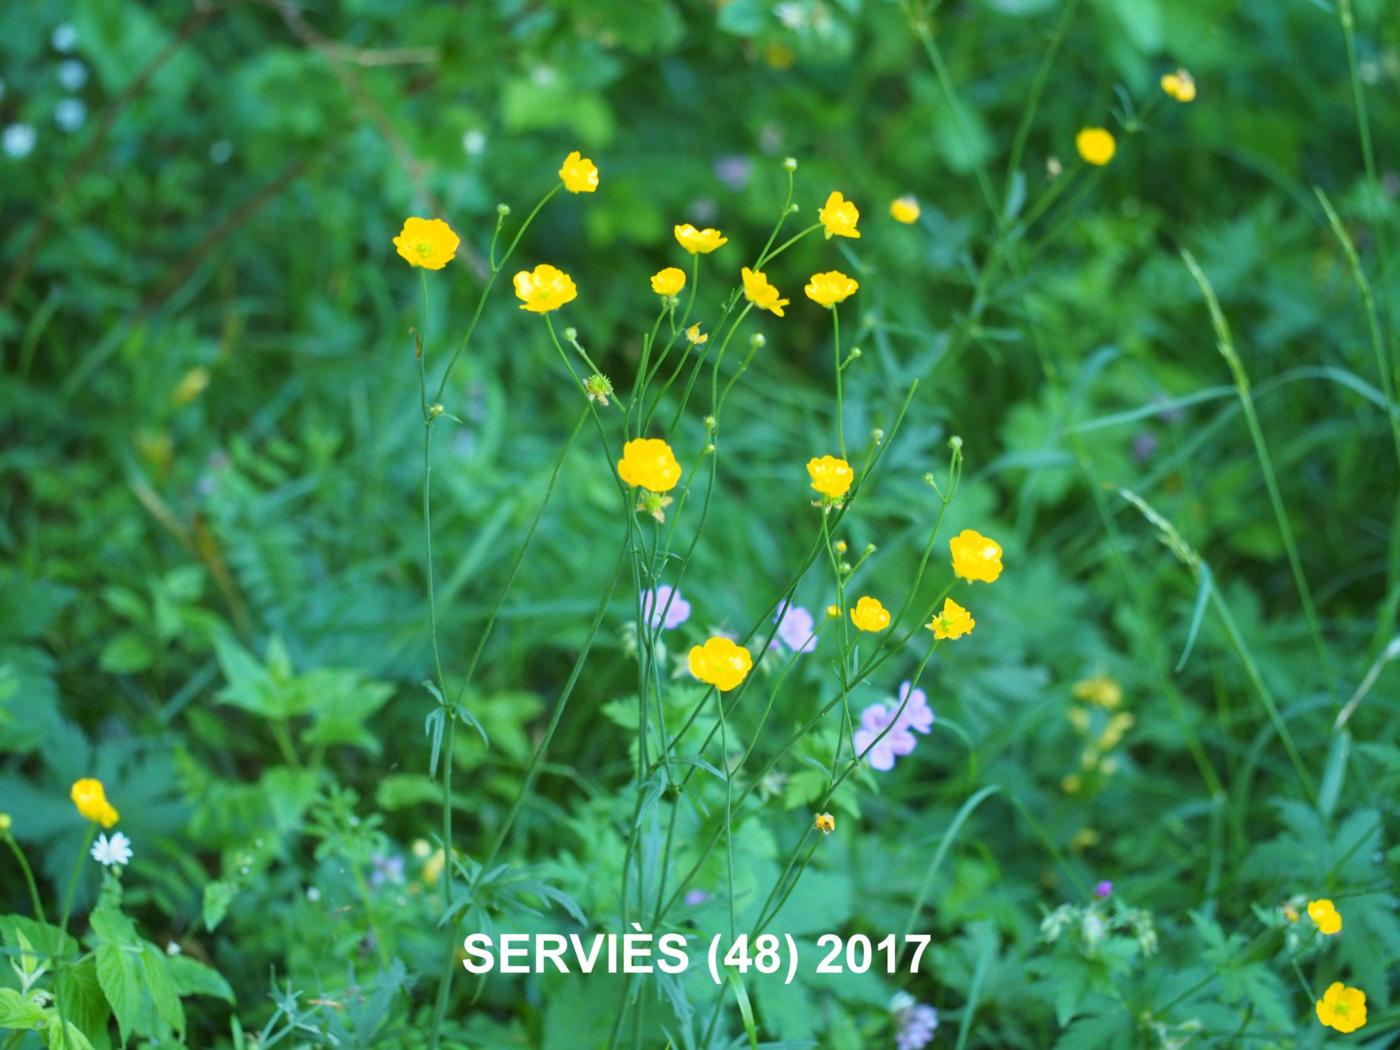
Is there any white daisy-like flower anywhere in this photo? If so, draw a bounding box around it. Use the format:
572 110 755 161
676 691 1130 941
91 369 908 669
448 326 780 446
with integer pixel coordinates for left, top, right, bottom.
90 831 133 867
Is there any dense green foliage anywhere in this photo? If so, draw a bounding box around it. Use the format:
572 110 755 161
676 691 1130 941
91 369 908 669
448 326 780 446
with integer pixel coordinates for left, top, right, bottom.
2 0 1398 1047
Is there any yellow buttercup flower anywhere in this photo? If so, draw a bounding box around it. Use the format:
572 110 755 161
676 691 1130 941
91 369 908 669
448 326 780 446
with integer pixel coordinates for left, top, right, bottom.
890 195 920 224
674 224 728 254
685 323 709 345
850 596 890 632
818 191 861 239
1307 898 1342 935
617 437 681 493
807 455 853 499
513 264 577 313
558 150 599 193
1316 982 1367 1033
814 813 836 835
1076 127 1116 166
1073 674 1122 709
70 778 119 828
650 267 686 297
1160 69 1196 103
825 604 841 619
393 217 460 270
804 270 859 308
950 529 1003 583
741 267 788 317
927 597 974 640
688 637 753 692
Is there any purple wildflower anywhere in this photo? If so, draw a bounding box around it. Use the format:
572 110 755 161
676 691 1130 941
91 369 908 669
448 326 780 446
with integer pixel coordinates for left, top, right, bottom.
891 992 939 1050
640 585 691 631
772 604 818 653
370 853 405 888
891 682 934 736
714 154 753 191
684 889 710 907
854 683 934 772
1094 880 1113 899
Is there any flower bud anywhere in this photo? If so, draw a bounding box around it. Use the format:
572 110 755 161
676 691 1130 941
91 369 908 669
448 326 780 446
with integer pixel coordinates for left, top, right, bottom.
783 157 798 171
750 333 766 349
428 402 445 418
871 427 885 445
496 203 512 216
849 347 862 359
563 326 578 341
949 435 963 450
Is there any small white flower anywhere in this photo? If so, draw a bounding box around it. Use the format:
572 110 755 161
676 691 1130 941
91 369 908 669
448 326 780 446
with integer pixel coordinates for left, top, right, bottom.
91 831 133 868
462 129 486 156
306 886 321 901
57 59 88 91
55 99 86 133
3 124 36 159
52 23 78 52
166 941 182 955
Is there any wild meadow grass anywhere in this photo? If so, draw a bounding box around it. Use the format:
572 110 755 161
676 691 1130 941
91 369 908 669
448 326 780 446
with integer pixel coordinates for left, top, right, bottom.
1 1 1398 1048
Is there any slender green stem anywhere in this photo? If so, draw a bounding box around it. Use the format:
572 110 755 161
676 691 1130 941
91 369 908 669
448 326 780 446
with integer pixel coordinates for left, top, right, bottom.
4 835 46 923
1182 249 1337 699
58 825 97 939
831 305 846 458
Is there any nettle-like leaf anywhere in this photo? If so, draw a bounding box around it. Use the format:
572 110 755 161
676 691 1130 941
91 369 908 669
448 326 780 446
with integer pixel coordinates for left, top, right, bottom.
214 634 393 753
89 899 186 1044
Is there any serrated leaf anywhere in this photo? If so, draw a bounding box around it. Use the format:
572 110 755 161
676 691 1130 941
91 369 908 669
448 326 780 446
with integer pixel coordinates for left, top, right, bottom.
167 953 234 1003
0 987 47 1029
141 944 185 1037
202 880 236 932
95 942 144 1045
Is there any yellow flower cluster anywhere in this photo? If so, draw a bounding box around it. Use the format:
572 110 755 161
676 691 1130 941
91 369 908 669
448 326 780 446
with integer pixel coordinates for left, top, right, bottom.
804 271 859 308
514 264 578 313
559 150 599 193
1062 675 1132 795
1307 898 1342 935
927 597 974 640
688 636 753 692
1076 127 1116 167
950 529 1003 584
650 267 686 297
807 455 853 500
618 438 681 493
71 778 119 828
1316 982 1366 1033
393 217 460 270
741 267 789 317
889 195 920 224
850 596 890 633
1160 69 1197 103
814 812 836 835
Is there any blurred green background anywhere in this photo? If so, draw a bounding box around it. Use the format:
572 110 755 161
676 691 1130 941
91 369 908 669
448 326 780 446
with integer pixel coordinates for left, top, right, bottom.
2 0 1398 1047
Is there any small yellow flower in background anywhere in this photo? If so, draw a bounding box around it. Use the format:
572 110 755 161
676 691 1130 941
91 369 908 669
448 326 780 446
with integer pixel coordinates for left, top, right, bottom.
1075 127 1117 167
1070 827 1099 852
688 636 753 692
890 195 920 224
0 813 11 833
946 529 1002 588
850 596 890 632
927 597 974 640
513 263 578 313
1160 69 1197 103
950 529 1003 583
804 270 859 308
393 217 460 270
741 267 789 317
172 366 210 406
764 43 795 69
422 846 446 886
558 150 599 193
1316 982 1367 1033
674 224 728 254
685 323 709 345
807 455 853 499
1098 712 1134 751
814 813 836 835
818 190 861 239
1307 898 1342 935
1283 903 1300 923
1073 674 1122 709
826 604 841 619
71 778 119 828
650 267 686 297
618 437 682 493
1067 706 1091 733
